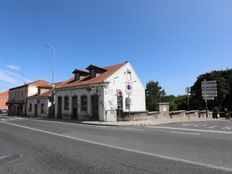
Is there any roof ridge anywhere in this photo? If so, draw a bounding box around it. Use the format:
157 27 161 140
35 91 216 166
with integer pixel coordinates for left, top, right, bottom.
57 62 126 89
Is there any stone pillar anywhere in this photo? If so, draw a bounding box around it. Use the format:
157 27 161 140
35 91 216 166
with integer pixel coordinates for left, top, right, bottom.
159 102 170 119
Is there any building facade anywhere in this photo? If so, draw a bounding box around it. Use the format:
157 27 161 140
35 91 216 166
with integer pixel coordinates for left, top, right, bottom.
27 83 61 118
0 90 9 112
55 61 146 121
7 80 48 116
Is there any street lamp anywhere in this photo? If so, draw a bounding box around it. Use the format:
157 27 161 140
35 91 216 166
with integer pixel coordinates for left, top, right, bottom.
47 44 55 118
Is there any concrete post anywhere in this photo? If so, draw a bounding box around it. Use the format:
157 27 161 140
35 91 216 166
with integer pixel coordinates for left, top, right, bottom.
159 102 170 119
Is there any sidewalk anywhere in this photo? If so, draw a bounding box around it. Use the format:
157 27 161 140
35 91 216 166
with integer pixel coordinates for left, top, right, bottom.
1 115 226 127
81 117 218 126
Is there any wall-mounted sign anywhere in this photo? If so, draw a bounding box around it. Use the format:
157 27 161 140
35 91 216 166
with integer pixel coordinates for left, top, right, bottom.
125 81 133 94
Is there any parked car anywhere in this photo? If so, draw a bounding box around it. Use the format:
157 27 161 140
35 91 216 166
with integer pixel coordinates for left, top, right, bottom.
0 109 7 114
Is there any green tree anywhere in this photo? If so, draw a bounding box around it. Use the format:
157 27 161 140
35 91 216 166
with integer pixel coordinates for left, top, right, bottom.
163 95 177 111
191 69 232 111
145 81 166 111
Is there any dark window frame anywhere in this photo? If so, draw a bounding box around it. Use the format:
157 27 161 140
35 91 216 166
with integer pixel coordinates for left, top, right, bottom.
41 103 44 114
81 95 88 111
64 96 69 110
29 103 32 112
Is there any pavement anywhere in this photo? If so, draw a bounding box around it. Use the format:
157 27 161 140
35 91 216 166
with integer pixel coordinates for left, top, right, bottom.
0 116 232 173
0 115 220 127
80 117 220 126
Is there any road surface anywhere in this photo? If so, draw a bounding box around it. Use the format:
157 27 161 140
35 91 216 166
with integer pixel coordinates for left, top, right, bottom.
0 116 231 174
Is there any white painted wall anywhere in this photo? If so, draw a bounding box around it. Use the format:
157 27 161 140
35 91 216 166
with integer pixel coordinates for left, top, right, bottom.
104 62 146 121
28 85 39 97
27 98 51 117
54 62 145 122
55 87 105 121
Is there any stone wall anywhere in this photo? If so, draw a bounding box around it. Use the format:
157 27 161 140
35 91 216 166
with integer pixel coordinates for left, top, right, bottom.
117 102 212 121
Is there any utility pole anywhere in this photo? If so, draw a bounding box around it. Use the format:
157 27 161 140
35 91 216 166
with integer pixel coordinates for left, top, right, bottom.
47 44 55 118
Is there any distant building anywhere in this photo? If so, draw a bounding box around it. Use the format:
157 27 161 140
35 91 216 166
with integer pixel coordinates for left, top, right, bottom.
7 80 49 116
55 61 146 121
27 83 61 118
0 90 9 112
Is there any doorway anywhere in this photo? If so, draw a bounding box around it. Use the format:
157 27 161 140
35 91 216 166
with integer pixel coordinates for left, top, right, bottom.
117 92 123 117
72 96 78 119
57 96 62 119
91 95 99 120
34 104 38 117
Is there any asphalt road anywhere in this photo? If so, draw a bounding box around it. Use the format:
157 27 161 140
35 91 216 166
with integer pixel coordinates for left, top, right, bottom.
0 117 231 174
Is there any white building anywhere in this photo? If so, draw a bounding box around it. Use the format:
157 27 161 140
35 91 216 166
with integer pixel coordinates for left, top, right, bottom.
55 61 146 122
7 80 48 116
27 85 53 118
27 83 61 118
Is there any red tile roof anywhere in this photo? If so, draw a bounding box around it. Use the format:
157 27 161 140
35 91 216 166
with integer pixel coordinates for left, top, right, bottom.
28 80 49 86
57 62 126 89
28 82 62 99
0 90 9 97
28 89 52 99
10 80 49 90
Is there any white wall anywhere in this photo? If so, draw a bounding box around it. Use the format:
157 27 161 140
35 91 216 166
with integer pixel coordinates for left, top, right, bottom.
27 98 50 117
55 87 105 121
104 62 146 120
28 85 39 97
54 62 146 122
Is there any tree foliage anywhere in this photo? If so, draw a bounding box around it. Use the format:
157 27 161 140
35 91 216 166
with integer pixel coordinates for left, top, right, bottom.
145 81 165 111
146 68 232 112
191 69 232 111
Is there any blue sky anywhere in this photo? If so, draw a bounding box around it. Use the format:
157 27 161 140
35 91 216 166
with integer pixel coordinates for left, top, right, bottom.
0 0 231 95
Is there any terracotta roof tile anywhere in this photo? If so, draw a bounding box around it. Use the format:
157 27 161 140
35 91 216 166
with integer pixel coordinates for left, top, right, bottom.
28 80 49 86
28 82 62 99
57 62 126 89
0 90 9 97
10 80 49 90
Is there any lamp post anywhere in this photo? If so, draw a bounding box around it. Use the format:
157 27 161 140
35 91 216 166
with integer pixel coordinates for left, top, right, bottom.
47 44 55 118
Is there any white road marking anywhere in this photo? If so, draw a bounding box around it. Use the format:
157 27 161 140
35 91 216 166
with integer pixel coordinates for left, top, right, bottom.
205 125 218 129
122 127 143 131
148 125 232 135
193 124 208 128
221 126 232 130
0 154 10 160
171 131 200 136
181 123 194 127
0 121 232 172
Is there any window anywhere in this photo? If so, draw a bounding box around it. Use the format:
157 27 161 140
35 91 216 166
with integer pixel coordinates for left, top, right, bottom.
127 69 132 81
64 96 69 110
41 103 44 114
75 73 80 80
81 95 88 111
90 70 96 78
29 103 32 112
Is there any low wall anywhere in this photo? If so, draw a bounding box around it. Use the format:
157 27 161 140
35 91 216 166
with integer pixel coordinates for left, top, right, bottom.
170 110 186 119
169 110 212 119
199 110 212 118
117 111 149 121
117 109 212 121
186 110 199 118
